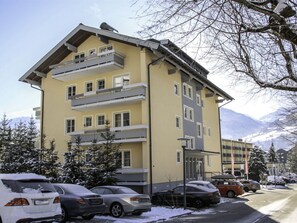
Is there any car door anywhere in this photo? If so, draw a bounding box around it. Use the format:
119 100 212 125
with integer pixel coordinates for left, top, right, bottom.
170 186 184 207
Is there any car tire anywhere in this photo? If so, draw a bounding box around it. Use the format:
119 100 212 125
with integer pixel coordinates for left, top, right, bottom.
82 214 95 220
244 187 249 192
252 190 257 193
110 202 124 218
227 190 235 198
60 206 68 223
194 199 204 208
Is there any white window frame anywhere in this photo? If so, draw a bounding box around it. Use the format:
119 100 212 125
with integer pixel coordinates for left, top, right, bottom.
84 116 93 128
97 79 106 90
174 82 180 96
85 81 93 93
185 135 195 150
177 150 182 163
113 111 130 127
65 118 75 134
66 85 76 100
121 150 131 168
99 44 113 55
175 116 182 129
182 83 193 100
113 74 130 88
196 93 201 106
74 52 85 63
184 105 194 122
197 122 203 138
88 48 96 56
96 114 106 127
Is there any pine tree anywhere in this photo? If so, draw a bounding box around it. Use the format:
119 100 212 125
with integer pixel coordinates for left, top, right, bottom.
0 115 12 167
268 142 278 163
84 120 121 188
248 146 267 182
287 145 297 173
59 137 85 184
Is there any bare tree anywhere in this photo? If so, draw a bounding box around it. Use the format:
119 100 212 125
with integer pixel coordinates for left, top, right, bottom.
135 0 297 93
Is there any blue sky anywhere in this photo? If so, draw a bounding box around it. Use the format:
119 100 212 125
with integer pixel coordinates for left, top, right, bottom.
0 0 278 120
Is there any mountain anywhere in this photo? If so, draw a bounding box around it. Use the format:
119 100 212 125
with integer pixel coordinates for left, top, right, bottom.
220 108 294 151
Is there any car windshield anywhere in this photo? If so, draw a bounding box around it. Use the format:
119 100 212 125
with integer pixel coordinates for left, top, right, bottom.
2 179 56 193
61 184 92 194
206 183 217 189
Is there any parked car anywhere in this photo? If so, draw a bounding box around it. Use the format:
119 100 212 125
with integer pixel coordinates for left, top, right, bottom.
90 185 151 218
267 176 286 186
211 180 245 198
0 173 62 223
240 180 261 192
188 180 220 191
151 184 220 208
53 183 105 222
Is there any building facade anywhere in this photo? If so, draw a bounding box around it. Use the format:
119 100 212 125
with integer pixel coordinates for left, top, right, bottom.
221 139 253 177
20 23 233 193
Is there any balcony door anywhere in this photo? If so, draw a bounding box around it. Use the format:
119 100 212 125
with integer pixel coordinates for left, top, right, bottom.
114 74 130 88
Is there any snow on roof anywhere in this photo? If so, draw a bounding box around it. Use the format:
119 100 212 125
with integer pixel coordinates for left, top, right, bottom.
0 173 47 180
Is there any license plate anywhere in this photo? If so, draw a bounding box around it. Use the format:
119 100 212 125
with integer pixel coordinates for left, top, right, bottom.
34 199 49 205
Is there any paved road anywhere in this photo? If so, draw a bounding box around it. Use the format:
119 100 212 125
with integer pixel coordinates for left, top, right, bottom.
165 184 297 223
64 184 297 223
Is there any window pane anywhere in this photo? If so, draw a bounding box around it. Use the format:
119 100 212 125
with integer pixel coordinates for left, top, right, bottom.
123 151 131 167
98 115 105 125
86 82 93 92
115 114 122 127
123 113 130 126
97 80 105 90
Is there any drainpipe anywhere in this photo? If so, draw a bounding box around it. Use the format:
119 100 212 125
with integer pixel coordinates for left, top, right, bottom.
30 85 44 149
218 100 232 174
147 56 165 196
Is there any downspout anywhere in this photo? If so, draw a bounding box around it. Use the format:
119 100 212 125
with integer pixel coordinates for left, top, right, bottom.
218 100 232 174
147 56 165 196
30 85 44 149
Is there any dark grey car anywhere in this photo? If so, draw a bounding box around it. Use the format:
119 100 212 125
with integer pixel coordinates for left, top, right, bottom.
53 184 105 222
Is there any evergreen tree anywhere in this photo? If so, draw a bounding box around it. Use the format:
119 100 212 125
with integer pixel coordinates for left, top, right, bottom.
84 121 121 188
287 145 297 173
248 146 267 182
268 142 278 163
59 137 85 184
0 115 12 168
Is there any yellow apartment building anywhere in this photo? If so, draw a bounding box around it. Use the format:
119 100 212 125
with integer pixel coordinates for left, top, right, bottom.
221 139 253 177
19 23 233 193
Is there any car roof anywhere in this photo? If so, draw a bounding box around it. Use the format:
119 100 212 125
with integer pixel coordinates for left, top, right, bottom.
188 180 211 185
0 173 48 181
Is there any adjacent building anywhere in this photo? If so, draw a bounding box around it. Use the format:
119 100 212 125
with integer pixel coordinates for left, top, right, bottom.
221 139 253 177
19 23 233 193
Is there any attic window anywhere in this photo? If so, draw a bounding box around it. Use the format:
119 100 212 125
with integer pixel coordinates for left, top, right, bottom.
99 45 113 55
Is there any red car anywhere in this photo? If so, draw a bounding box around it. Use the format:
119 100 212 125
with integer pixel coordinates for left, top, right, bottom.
211 180 245 198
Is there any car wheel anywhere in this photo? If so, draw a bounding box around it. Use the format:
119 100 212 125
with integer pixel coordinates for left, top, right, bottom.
82 214 95 220
60 206 68 223
194 199 204 208
110 202 124 218
244 187 249 192
227 190 235 198
252 190 257 193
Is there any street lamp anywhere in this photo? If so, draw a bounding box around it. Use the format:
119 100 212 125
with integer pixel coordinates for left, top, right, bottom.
178 137 190 210
272 164 276 187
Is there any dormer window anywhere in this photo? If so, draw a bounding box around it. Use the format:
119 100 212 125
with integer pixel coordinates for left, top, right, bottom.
99 45 113 55
74 53 85 63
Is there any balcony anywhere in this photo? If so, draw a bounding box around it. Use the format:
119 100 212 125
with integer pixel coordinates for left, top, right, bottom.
70 124 148 145
51 51 124 81
116 168 148 186
71 83 146 111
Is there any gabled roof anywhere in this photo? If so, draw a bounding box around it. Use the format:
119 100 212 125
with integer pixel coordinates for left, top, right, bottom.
19 23 233 100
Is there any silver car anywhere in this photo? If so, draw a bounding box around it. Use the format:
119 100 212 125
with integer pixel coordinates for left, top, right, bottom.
90 185 151 218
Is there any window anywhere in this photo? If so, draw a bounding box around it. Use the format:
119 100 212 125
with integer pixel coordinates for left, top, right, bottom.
114 74 130 87
67 86 76 100
114 112 130 127
174 83 180 96
183 83 193 99
177 151 182 163
89 48 96 56
99 45 113 54
97 115 105 126
120 150 131 167
85 82 93 92
185 136 195 149
176 116 181 128
84 116 92 127
184 105 194 121
74 53 85 63
97 79 105 90
197 122 202 138
196 94 201 106
66 119 75 133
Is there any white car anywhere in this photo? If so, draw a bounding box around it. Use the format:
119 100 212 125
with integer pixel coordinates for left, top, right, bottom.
0 173 62 223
